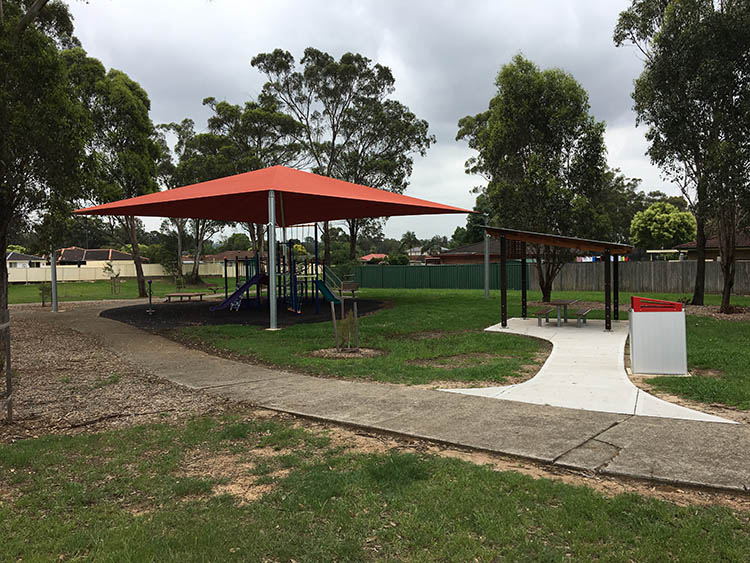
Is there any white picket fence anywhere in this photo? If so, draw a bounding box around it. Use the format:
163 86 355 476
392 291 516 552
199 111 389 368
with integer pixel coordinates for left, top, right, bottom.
8 262 225 283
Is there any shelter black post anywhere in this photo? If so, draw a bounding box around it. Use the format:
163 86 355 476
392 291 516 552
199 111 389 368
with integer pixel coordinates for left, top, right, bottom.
314 223 320 314
268 189 277 330
613 256 619 321
521 241 527 319
484 233 490 299
223 258 228 299
604 250 612 331
500 234 507 328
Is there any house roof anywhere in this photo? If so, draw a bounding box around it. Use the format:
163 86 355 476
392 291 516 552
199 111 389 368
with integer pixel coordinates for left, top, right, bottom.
6 251 45 262
440 239 523 256
359 253 388 262
57 247 145 262
201 250 259 262
74 165 472 225
675 232 750 250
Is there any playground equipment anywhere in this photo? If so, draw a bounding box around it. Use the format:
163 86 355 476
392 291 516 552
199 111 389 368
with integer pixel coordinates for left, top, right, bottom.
214 223 357 321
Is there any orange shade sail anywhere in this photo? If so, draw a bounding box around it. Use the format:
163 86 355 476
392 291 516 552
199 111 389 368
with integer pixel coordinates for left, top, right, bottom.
74 165 471 225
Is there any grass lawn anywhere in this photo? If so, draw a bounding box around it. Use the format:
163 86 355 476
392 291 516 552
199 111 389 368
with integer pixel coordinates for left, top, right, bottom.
1 414 747 562
7 277 232 304
179 288 750 409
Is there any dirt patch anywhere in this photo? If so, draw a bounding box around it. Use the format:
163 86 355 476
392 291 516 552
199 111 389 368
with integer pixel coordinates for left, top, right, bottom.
308 347 385 359
685 303 750 321
0 308 230 443
181 448 292 505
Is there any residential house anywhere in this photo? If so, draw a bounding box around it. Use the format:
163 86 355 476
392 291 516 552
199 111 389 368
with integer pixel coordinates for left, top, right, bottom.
6 251 45 269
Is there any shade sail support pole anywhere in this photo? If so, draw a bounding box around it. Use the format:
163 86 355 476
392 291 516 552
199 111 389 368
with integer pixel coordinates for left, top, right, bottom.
268 190 278 330
500 235 507 328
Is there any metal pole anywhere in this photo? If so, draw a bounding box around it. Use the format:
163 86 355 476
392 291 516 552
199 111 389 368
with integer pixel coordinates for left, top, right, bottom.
521 242 528 319
604 250 612 331
50 248 58 313
268 190 278 330
314 223 319 314
147 279 153 315
484 233 490 299
500 235 507 328
613 255 620 321
223 258 228 299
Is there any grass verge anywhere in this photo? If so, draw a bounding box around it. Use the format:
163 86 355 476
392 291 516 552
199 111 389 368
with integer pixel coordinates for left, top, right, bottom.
1 415 747 561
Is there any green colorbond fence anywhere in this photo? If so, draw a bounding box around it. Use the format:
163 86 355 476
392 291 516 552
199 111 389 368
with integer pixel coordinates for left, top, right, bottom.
353 262 528 290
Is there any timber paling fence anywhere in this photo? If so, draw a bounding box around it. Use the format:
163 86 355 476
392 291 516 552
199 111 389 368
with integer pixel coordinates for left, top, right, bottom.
354 263 527 290
534 260 750 295
353 261 750 295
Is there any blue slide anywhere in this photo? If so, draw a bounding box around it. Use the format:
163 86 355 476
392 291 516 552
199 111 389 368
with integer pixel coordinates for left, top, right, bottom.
315 279 341 304
210 272 267 312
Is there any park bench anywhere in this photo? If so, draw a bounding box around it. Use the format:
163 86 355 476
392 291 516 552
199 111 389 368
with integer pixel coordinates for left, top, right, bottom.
164 292 206 303
203 283 220 294
534 307 554 327
573 307 592 328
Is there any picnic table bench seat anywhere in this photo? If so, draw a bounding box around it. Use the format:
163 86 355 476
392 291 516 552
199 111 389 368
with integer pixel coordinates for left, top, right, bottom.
164 292 206 303
534 306 555 327
573 307 593 327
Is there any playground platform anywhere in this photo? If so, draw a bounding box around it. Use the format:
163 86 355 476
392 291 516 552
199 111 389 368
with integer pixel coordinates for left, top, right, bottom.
36 303 750 493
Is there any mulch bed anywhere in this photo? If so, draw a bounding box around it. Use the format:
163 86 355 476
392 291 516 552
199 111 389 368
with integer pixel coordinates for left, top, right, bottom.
100 297 386 332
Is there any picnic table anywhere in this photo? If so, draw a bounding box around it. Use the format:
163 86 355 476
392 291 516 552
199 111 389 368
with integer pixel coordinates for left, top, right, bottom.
549 299 578 327
164 292 206 303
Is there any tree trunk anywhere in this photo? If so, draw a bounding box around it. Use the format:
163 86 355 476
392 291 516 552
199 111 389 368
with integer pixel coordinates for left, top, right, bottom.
347 219 359 261
125 217 147 297
0 225 12 423
323 221 331 266
535 248 553 302
717 207 737 313
176 222 184 280
190 234 203 285
691 215 706 306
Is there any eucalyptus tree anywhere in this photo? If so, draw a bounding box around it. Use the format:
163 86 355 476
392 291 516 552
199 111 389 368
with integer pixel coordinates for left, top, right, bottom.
64 48 161 297
251 48 434 262
1 0 87 420
615 0 750 310
457 55 613 302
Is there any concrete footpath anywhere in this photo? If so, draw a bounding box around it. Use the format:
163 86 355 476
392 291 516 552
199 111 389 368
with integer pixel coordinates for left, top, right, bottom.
38 304 750 493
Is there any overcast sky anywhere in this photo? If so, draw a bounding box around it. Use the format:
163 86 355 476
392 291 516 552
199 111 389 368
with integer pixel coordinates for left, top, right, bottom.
68 0 669 241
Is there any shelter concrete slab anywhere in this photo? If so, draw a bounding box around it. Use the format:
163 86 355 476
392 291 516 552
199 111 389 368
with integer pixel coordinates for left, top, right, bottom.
444 318 731 424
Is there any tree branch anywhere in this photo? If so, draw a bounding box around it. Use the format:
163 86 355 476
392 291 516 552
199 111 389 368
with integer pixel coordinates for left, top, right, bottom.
15 0 50 35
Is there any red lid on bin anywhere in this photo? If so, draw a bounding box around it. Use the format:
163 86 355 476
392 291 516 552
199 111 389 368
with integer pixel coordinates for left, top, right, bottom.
630 296 683 312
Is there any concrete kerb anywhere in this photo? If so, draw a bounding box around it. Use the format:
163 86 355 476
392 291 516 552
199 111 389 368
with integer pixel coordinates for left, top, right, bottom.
26 304 750 494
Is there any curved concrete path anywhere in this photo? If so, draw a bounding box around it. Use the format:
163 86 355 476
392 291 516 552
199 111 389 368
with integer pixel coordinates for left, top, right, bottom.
14 304 750 492
444 318 731 424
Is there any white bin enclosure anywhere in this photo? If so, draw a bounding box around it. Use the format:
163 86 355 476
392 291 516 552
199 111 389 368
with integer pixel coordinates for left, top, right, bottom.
629 297 687 375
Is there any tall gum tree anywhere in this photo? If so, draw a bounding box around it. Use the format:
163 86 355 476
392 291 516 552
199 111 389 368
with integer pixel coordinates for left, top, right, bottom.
614 0 750 310
1 0 86 421
251 48 434 263
457 55 618 302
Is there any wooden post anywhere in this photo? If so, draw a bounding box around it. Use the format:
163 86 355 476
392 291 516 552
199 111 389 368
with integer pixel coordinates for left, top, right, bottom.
1 318 11 423
613 255 620 321
353 301 359 350
521 241 527 319
500 235 507 328
604 250 612 331
330 301 339 349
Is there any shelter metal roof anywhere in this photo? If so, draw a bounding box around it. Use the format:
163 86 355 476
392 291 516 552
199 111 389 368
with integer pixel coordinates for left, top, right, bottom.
483 226 633 255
